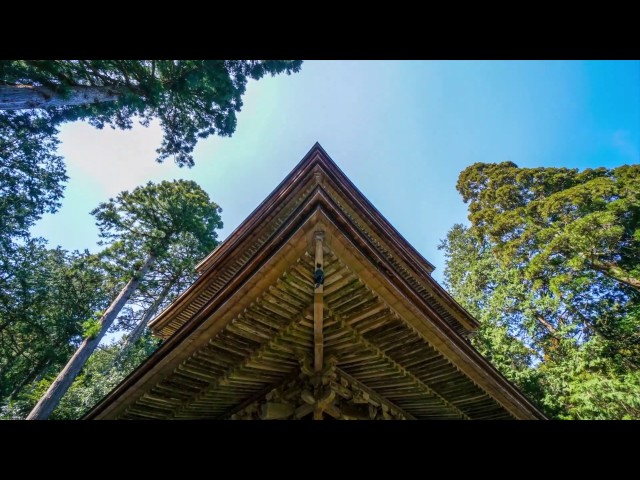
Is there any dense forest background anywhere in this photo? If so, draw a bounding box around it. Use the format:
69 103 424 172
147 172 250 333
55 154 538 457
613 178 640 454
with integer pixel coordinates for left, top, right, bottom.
1 60 638 419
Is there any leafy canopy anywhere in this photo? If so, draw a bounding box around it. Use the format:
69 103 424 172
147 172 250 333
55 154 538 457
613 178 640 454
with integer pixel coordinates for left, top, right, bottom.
457 162 640 293
441 162 640 419
1 60 302 167
92 179 223 258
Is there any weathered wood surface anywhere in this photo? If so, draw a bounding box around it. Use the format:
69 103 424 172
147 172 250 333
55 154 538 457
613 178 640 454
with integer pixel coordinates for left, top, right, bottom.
107 248 516 420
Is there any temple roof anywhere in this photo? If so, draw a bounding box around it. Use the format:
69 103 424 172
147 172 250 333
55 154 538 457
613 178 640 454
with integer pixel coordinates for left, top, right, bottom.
86 143 545 420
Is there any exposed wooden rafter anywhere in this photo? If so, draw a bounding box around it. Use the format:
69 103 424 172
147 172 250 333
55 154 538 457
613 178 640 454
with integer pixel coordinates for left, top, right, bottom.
329 315 471 420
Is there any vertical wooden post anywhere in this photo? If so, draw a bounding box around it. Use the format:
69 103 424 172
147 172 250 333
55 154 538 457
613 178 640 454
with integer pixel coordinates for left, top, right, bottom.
313 231 324 373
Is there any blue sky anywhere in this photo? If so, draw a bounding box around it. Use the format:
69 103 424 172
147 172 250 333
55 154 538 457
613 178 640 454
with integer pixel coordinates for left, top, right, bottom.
31 60 640 283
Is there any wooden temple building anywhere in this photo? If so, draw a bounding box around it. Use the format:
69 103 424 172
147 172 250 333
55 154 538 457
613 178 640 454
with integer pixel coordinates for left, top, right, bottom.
86 144 545 420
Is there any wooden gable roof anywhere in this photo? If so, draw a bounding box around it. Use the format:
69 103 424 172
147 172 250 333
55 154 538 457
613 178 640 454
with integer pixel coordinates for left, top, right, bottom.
85 143 545 420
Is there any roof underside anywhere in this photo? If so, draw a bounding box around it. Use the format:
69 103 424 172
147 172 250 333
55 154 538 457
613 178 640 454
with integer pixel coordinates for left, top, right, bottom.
86 144 545 420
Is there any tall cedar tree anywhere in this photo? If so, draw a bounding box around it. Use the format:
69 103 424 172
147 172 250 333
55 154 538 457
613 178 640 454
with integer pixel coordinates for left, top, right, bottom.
27 180 222 419
41 235 211 419
441 162 640 418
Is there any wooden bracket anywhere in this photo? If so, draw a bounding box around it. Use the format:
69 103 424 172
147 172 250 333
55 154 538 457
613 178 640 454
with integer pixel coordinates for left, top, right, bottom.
313 231 324 372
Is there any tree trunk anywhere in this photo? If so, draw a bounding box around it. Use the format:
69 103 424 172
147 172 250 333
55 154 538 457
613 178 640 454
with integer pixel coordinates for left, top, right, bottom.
26 254 155 420
0 84 120 110
536 315 558 336
119 277 176 356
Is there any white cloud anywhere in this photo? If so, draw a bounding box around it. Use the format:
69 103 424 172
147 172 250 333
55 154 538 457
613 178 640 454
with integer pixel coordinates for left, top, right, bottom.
58 120 184 198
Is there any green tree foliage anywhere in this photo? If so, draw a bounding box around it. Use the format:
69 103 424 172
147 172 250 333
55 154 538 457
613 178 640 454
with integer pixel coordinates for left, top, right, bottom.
0 112 71 411
44 237 208 419
0 111 66 249
2 331 159 420
457 162 640 293
0 242 109 417
441 162 640 419
0 60 302 167
1 230 214 419
49 333 160 420
93 179 222 256
27 180 223 419
440 225 543 393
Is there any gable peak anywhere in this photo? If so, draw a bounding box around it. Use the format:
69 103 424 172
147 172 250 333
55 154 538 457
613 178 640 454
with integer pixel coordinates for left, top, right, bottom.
295 142 342 175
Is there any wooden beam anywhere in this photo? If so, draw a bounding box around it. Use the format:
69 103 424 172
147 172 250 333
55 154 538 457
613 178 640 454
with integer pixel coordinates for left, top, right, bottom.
314 231 324 372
